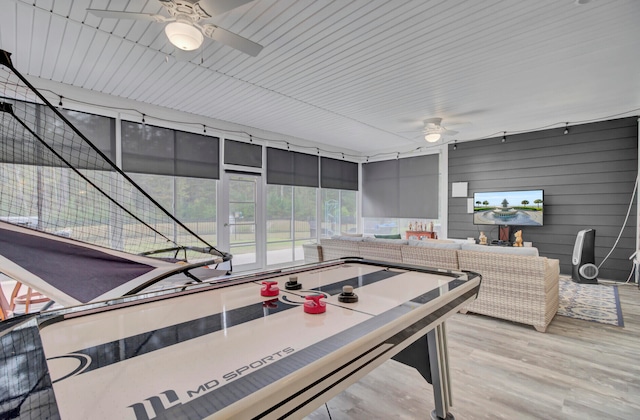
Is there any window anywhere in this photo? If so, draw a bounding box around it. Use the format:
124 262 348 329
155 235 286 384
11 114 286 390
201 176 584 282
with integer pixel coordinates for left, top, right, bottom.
0 103 119 248
266 185 317 265
363 217 439 238
121 122 219 247
321 189 356 236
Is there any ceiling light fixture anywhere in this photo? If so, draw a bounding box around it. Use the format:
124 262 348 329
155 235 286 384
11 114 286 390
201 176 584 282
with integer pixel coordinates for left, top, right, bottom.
165 21 204 51
453 140 457 150
424 132 441 143
502 132 507 143
421 118 456 143
564 123 569 135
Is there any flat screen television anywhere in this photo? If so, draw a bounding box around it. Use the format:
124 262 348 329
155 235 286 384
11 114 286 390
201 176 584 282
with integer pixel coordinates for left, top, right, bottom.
473 189 544 226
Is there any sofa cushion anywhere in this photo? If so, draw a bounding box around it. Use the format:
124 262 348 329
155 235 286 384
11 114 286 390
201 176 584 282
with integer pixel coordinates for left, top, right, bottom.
460 243 539 257
408 239 461 250
331 235 364 241
341 232 363 237
363 237 409 245
423 238 455 244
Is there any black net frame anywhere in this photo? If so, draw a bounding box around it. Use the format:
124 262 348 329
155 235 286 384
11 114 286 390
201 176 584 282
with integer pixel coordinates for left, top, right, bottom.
0 50 231 264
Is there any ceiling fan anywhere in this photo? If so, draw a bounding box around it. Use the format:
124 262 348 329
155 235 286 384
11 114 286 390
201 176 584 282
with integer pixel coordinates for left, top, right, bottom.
88 0 263 56
420 118 459 143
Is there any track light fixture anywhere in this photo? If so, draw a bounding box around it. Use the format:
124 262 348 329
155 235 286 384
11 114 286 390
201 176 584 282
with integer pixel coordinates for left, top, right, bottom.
249 135 253 143
501 132 506 143
453 140 457 150
203 124 206 134
58 96 63 107
564 123 569 135
142 114 146 124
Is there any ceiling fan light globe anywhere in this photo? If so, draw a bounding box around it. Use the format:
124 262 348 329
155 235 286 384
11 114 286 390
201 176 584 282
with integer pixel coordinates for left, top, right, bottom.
424 133 441 142
165 21 204 51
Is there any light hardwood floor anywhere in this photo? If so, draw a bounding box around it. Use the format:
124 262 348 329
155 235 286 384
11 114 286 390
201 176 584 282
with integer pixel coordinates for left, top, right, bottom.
308 282 640 420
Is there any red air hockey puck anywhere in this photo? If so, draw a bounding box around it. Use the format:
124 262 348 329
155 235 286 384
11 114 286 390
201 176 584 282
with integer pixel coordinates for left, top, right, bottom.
304 294 326 314
261 281 279 297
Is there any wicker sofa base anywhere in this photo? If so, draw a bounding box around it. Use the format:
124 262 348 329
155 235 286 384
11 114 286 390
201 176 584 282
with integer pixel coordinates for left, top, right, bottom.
302 239 560 332
457 250 560 332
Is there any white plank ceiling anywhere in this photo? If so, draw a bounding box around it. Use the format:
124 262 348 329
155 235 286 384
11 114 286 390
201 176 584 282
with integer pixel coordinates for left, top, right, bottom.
1 0 639 156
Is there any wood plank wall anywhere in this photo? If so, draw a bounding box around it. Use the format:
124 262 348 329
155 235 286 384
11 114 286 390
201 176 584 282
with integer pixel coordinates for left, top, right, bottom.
448 117 638 281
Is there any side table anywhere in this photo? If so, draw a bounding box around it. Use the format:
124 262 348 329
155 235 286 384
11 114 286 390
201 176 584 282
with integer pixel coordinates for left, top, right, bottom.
406 230 438 240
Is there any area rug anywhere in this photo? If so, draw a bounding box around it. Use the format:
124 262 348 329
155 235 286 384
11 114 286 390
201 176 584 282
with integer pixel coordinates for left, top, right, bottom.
557 277 624 327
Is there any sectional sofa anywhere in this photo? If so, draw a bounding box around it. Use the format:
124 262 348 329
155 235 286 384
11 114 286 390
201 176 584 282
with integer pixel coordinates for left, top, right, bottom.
302 236 560 332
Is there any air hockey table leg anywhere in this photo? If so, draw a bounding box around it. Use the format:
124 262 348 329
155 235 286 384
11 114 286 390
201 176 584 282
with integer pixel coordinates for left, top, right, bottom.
428 323 454 420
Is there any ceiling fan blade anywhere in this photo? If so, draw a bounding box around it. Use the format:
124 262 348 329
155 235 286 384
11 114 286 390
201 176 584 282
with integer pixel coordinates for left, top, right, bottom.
423 117 443 126
87 9 168 22
443 129 459 136
202 25 263 56
197 0 255 16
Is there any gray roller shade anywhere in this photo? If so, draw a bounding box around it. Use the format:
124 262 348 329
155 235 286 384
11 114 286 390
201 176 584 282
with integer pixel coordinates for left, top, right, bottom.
224 139 262 168
0 101 115 169
122 122 174 175
60 109 116 165
176 131 219 179
321 157 358 190
122 121 219 179
362 154 439 218
266 147 318 187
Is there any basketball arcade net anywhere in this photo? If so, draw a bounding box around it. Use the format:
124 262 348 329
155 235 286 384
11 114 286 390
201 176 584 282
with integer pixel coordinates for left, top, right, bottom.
0 50 230 266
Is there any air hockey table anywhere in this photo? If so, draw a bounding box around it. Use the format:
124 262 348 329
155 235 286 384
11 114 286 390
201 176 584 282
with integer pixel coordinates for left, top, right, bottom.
0 258 481 420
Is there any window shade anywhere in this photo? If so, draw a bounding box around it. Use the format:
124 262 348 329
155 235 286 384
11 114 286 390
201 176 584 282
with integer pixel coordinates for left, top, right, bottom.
224 139 262 168
266 147 318 187
122 121 219 179
321 157 358 190
362 154 439 218
122 122 174 175
176 131 219 179
0 102 115 170
61 109 116 165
